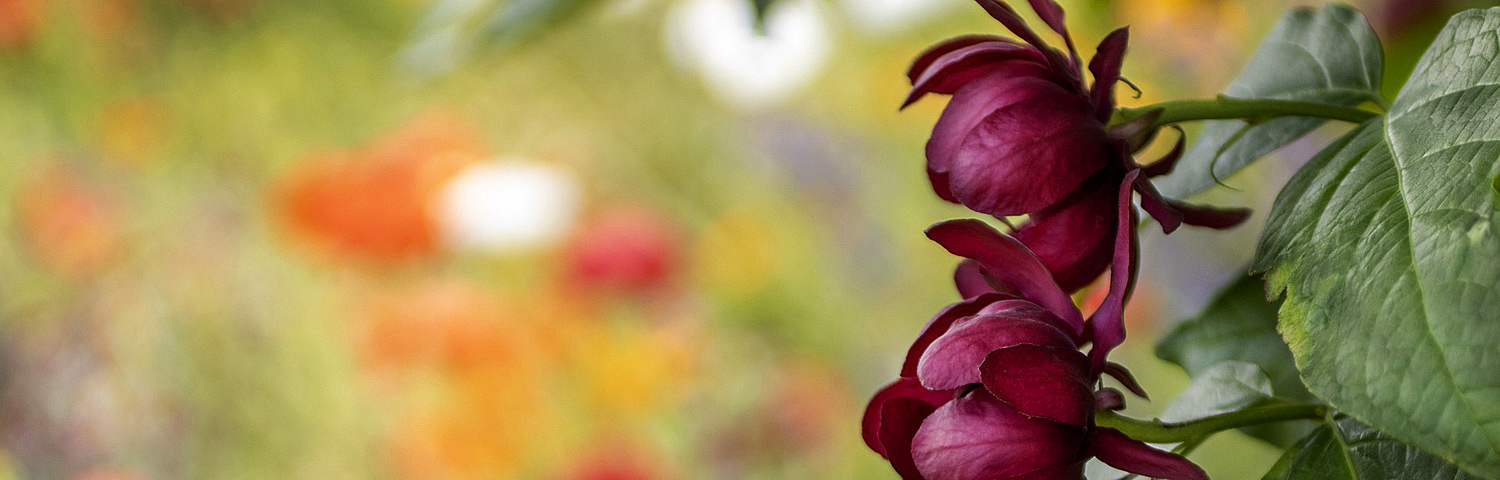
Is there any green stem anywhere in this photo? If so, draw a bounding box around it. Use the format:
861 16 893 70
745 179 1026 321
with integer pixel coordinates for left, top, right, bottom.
1095 402 1329 444
1113 96 1382 130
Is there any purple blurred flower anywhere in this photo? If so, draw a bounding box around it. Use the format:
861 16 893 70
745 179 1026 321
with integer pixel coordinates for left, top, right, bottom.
905 0 1250 291
863 173 1207 480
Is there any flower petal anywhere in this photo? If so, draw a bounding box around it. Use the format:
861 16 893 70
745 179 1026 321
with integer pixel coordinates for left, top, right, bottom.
1132 175 1183 233
926 219 1085 334
1011 179 1116 292
1086 171 1140 374
908 34 1012 84
1003 460 1087 480
978 344 1093 425
904 40 1047 108
863 378 955 458
954 259 995 299
1167 199 1252 230
912 389 1085 480
882 398 943 479
1024 0 1075 60
1091 428 1209 480
1102 361 1148 399
925 64 1060 203
1141 127 1185 177
1094 387 1126 411
903 292 1014 377
1087 27 1129 121
918 303 1079 390
970 0 1072 76
947 81 1108 216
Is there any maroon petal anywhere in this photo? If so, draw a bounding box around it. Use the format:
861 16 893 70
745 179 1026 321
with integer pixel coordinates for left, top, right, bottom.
1094 387 1126 411
925 65 1058 204
926 219 1085 334
902 292 1014 378
1086 171 1140 374
1011 179 1116 292
954 259 995 299
1091 428 1209 480
1025 0 1076 60
1141 128 1185 177
1004 460 1087 480
1132 175 1183 233
882 398 943 479
918 304 1079 390
911 389 1086 480
971 0 1072 75
1087 27 1129 121
1167 199 1252 230
947 80 1108 216
978 344 1094 425
863 378 955 457
908 34 1012 84
1102 361 1149 399
904 40 1047 108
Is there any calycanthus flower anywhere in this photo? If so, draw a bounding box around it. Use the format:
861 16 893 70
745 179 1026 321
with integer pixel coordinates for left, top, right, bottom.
905 0 1250 291
863 173 1208 480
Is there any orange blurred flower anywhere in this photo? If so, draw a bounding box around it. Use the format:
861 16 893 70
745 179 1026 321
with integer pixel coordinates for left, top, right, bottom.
277 112 483 262
0 0 41 50
14 165 128 280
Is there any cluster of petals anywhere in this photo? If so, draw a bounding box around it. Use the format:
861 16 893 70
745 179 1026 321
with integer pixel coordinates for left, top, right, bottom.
864 173 1207 480
906 0 1250 291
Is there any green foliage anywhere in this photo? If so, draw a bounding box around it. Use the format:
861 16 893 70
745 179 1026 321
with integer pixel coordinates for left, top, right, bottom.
1253 8 1500 477
1158 3 1384 197
1157 275 1316 447
1262 419 1480 480
1160 361 1274 422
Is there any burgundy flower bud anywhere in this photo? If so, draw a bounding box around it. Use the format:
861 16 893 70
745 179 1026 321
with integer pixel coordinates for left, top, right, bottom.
863 173 1208 480
906 0 1251 291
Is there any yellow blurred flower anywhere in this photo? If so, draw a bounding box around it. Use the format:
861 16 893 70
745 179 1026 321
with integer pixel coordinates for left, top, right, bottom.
692 210 779 300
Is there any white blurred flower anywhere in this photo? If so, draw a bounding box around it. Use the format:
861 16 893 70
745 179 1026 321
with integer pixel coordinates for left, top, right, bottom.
664 0 833 110
433 159 583 253
838 0 958 36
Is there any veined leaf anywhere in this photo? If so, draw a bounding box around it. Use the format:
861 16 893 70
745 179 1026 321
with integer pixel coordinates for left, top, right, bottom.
1158 3 1384 198
1157 275 1316 447
1262 419 1480 480
1160 361 1274 424
1253 8 1500 477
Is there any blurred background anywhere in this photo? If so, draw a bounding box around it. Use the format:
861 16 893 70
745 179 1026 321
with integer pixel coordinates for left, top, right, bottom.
0 0 1489 478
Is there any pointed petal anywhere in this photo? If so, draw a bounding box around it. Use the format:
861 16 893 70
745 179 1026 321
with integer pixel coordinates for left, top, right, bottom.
926 219 1085 334
1094 387 1126 411
1002 460 1087 480
1025 0 1075 56
1087 27 1129 121
918 304 1079 390
978 345 1094 425
1132 175 1182 233
1091 428 1209 480
1141 127 1185 177
1167 199 1252 230
911 390 1086 480
908 34 1011 84
1086 171 1140 374
904 40 1046 108
971 0 1073 76
1107 107 1162 153
1012 179 1116 292
954 259 995 299
902 292 1014 377
1102 361 1148 399
864 378 955 458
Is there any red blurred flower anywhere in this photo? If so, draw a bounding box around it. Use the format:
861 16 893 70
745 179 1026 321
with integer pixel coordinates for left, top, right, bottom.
0 0 42 50
14 165 128 280
906 0 1248 291
565 207 682 297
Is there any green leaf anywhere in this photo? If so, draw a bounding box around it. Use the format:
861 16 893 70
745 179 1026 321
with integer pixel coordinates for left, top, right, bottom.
1160 361 1274 423
1253 8 1500 477
1157 275 1317 447
1157 3 1384 198
1262 419 1481 480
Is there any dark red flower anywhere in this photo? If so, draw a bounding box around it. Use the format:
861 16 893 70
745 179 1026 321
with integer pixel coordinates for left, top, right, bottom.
906 0 1250 291
863 173 1207 480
